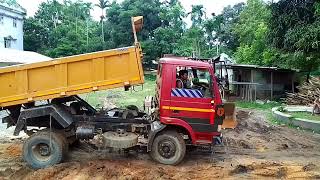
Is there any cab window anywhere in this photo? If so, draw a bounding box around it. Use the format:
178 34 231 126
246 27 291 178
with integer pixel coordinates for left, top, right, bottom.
173 66 213 98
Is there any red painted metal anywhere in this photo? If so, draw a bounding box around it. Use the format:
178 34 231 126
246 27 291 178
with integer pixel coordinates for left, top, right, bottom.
157 57 223 145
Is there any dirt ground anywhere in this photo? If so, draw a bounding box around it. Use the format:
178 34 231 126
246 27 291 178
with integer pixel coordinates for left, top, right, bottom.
0 109 320 180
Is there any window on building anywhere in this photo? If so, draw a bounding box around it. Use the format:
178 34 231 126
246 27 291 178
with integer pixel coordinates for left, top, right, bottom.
13 18 17 27
4 38 11 48
0 16 3 24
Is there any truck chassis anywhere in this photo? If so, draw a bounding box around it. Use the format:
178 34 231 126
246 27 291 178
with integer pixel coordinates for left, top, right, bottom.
4 95 201 168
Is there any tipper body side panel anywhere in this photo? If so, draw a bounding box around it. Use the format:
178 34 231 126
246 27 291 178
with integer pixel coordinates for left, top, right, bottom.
0 46 144 107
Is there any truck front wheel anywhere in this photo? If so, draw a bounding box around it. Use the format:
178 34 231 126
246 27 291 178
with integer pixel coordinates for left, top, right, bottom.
23 131 64 169
150 130 186 165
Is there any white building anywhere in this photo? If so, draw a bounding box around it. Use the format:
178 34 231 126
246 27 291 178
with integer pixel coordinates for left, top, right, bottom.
0 1 26 50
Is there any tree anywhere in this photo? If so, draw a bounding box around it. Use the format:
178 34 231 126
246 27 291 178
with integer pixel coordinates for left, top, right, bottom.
95 0 109 43
23 18 48 52
34 0 63 29
233 0 271 65
106 0 162 65
24 0 102 57
26 0 297 68
151 0 186 58
174 27 207 57
268 0 320 79
219 3 245 53
189 5 205 27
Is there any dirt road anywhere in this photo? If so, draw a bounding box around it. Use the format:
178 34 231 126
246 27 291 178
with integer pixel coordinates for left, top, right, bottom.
0 109 320 179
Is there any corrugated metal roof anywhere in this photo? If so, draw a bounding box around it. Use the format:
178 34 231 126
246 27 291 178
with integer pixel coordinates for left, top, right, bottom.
0 48 52 65
227 64 299 72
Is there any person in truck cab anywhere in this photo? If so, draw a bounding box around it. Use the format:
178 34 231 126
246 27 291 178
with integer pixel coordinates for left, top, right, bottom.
176 70 191 89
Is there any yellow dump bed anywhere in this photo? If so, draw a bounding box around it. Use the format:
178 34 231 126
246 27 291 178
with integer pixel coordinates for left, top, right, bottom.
0 46 144 107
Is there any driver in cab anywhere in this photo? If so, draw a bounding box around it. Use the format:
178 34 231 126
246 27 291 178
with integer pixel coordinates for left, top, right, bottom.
176 70 191 89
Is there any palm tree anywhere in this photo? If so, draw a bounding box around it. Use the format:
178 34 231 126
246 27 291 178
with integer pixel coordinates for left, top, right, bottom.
96 0 109 43
187 5 205 27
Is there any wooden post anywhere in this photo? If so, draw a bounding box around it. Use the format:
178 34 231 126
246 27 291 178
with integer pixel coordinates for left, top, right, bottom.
251 70 254 101
246 85 248 101
255 84 257 101
271 71 273 100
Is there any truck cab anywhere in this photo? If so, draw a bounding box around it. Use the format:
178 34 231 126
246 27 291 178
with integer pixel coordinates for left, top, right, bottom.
146 57 224 165
156 58 224 144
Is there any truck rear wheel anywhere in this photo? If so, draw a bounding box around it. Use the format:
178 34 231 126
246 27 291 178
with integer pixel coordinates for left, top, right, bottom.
23 131 64 169
150 130 186 165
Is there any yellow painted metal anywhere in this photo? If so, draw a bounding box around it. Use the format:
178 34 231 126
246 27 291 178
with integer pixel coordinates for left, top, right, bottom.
0 46 144 107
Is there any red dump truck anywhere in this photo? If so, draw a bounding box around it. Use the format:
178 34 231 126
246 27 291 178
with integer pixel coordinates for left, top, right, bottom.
0 17 235 169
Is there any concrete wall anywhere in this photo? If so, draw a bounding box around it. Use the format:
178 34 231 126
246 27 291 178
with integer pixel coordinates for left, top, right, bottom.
0 4 25 50
272 107 320 132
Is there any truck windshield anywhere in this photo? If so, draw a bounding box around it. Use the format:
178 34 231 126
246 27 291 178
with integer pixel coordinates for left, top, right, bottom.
196 69 211 84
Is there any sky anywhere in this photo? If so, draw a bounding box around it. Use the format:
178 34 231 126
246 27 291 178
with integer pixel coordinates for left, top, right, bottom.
16 0 248 21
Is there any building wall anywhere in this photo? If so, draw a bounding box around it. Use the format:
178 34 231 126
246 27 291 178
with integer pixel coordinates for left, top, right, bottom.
231 68 295 100
0 5 25 50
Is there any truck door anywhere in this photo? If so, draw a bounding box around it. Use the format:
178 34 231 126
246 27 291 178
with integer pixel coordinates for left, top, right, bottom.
167 66 218 134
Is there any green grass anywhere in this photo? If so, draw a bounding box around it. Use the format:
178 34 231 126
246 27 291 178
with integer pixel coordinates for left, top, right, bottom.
266 111 282 125
235 101 281 110
80 74 156 109
266 110 312 132
235 101 284 126
288 112 320 121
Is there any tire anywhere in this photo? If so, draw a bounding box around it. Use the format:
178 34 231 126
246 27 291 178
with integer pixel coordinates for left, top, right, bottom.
54 132 69 156
40 129 69 156
150 130 186 165
23 131 64 169
103 131 138 148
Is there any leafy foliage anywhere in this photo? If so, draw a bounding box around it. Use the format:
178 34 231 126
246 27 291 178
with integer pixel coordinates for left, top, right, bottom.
268 0 320 74
233 0 271 65
23 0 320 75
24 0 236 62
24 0 99 57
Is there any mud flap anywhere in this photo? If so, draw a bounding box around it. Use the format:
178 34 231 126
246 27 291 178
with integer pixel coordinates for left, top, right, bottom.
147 121 166 152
